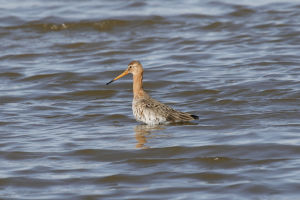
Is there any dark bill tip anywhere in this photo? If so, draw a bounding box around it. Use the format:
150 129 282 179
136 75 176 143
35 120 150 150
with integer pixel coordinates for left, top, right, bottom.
106 80 114 85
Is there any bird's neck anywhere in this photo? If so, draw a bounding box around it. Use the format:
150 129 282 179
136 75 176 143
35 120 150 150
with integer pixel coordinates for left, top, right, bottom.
133 72 145 98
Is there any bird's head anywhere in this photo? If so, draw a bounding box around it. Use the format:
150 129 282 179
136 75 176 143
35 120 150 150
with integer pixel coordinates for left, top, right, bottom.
106 60 143 85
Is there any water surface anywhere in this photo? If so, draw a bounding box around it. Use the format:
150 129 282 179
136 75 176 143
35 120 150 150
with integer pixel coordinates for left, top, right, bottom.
1 0 300 199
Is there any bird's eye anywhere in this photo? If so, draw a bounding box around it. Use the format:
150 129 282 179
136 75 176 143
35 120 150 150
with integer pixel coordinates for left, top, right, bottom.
129 66 132 68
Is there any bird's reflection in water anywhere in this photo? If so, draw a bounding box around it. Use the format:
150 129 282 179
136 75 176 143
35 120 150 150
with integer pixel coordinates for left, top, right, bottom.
134 124 165 149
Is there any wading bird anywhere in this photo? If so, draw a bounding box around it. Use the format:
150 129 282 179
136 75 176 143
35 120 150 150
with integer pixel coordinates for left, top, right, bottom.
106 61 198 125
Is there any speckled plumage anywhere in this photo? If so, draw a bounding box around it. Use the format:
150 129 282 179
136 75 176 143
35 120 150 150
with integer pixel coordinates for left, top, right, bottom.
107 61 198 125
132 94 197 125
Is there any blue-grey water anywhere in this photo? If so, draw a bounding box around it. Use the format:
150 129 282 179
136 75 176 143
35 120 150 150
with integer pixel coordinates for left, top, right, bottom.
1 0 300 199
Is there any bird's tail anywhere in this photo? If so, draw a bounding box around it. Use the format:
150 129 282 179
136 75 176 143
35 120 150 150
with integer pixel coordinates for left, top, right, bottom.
191 115 199 120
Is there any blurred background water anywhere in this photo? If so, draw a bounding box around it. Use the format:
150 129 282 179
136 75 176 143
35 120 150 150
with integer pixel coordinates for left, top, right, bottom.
1 0 300 199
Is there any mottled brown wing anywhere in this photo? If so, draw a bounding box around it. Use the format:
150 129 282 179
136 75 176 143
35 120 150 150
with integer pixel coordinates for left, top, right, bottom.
140 98 196 122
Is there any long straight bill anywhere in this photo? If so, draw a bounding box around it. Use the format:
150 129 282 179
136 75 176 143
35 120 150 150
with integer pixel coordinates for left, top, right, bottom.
106 70 129 85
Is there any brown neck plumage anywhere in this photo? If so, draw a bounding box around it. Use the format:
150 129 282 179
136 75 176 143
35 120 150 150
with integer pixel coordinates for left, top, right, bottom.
133 72 144 98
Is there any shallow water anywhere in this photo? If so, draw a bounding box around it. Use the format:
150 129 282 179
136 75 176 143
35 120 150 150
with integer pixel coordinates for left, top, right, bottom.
1 0 300 199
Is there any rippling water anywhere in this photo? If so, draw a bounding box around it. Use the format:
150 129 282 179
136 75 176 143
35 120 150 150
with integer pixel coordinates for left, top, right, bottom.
1 0 300 199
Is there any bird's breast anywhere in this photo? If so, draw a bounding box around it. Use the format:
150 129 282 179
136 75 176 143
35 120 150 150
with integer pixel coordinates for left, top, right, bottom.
132 99 167 125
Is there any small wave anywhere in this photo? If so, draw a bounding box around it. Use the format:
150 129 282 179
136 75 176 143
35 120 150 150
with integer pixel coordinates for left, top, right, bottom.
0 53 42 61
33 89 117 102
2 151 44 160
65 144 300 162
229 6 256 17
4 16 168 33
177 89 220 96
22 73 60 82
0 72 23 78
67 89 116 98
0 96 25 105
5 18 128 32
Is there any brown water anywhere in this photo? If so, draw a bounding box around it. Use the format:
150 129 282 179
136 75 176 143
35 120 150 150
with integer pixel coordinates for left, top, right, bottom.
1 0 300 199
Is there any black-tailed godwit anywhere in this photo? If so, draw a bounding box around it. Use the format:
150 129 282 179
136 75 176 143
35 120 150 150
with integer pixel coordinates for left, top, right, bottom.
106 61 198 125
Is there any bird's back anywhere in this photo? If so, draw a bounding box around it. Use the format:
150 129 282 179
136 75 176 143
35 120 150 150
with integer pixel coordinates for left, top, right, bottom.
132 93 198 125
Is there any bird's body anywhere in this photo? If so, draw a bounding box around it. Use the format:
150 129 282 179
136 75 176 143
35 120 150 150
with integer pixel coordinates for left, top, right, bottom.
106 61 198 125
132 93 198 125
